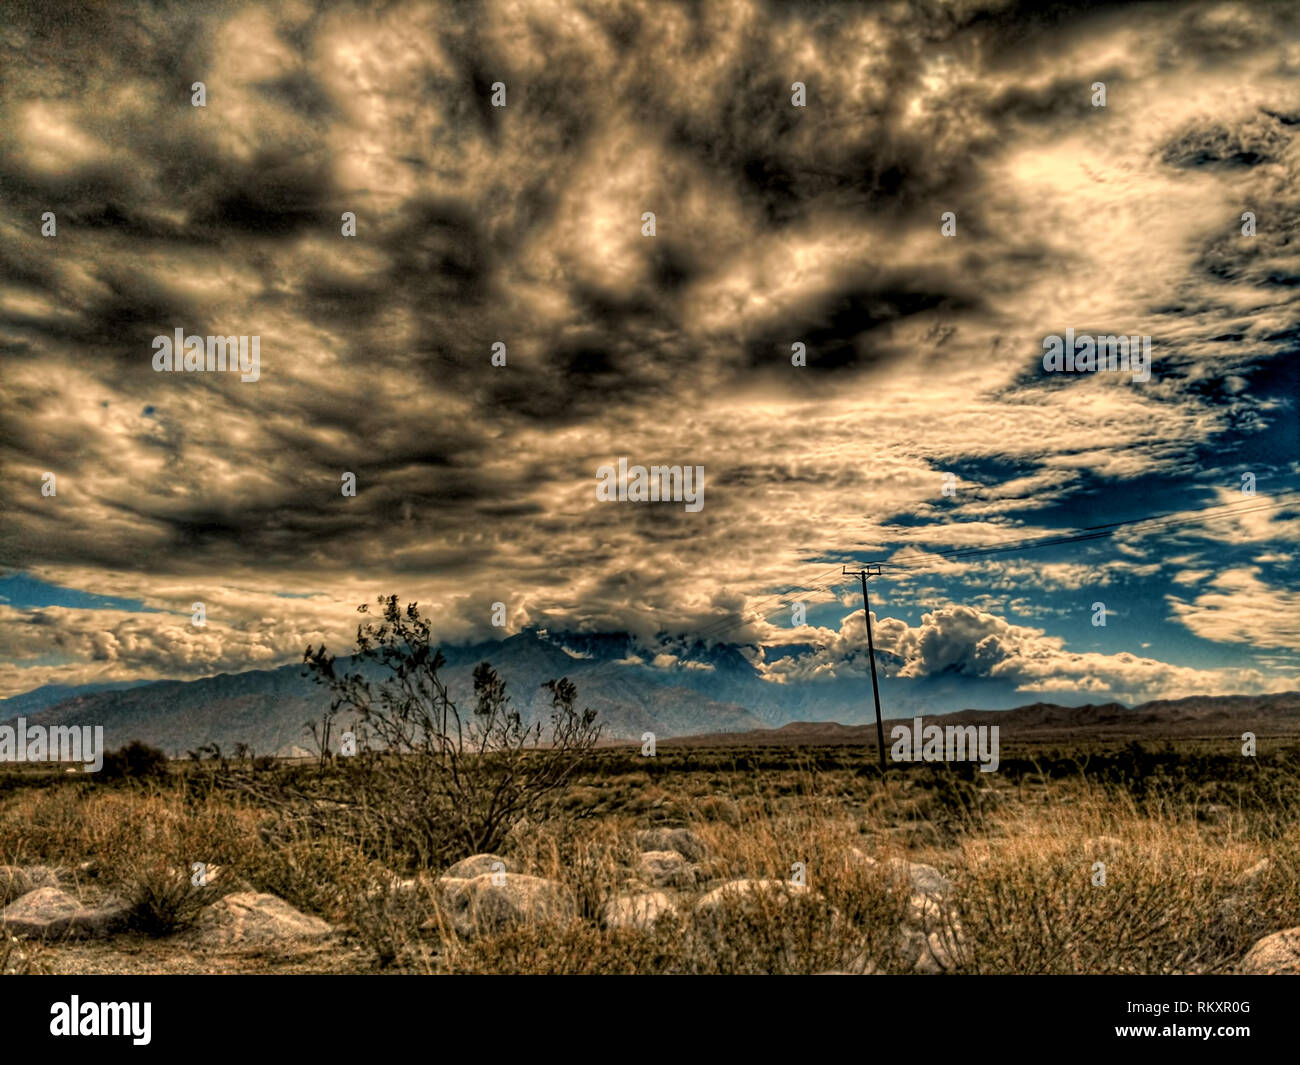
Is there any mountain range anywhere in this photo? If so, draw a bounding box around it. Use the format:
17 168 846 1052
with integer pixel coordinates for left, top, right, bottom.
665 692 1300 746
3 630 1296 756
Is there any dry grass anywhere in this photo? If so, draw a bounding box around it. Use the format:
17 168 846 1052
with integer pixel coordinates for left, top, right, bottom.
1 742 1297 974
1 933 49 975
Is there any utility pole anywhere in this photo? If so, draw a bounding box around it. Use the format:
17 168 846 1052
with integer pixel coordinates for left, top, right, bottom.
844 565 887 773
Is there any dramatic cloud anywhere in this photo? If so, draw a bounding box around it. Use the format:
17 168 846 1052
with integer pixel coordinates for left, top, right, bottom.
757 604 1294 703
1 0 1296 703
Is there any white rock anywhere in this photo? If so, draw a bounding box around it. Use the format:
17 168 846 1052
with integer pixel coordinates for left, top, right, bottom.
1 886 127 939
187 892 332 946
635 828 707 862
1239 927 1300 974
637 850 696 889
445 854 513 880
906 892 949 926
442 874 574 941
695 879 808 915
601 891 676 930
885 858 953 898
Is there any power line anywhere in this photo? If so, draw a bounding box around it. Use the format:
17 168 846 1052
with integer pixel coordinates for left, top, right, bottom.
681 489 1299 646
870 493 1298 571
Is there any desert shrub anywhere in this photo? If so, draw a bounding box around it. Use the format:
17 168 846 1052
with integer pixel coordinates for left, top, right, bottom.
281 596 602 869
119 858 211 936
95 797 252 936
98 741 170 784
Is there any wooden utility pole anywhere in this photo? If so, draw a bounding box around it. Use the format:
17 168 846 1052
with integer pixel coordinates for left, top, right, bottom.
844 565 887 772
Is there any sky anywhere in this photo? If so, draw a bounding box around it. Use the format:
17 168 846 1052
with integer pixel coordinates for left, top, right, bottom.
1 0 1297 708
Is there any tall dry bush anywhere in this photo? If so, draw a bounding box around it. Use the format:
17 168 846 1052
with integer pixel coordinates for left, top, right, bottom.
290 596 602 869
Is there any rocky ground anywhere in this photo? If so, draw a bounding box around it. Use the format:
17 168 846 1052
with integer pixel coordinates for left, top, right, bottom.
4 824 1298 975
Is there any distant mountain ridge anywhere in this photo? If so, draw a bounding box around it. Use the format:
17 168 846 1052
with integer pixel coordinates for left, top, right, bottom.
5 629 1297 755
9 633 768 756
0 680 152 722
665 692 1300 746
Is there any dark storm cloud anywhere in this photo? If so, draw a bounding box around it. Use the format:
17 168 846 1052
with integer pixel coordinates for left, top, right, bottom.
1161 115 1291 169
0 0 1296 698
741 276 982 376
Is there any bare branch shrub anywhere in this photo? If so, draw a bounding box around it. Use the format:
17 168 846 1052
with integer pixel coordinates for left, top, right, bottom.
290 595 601 869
